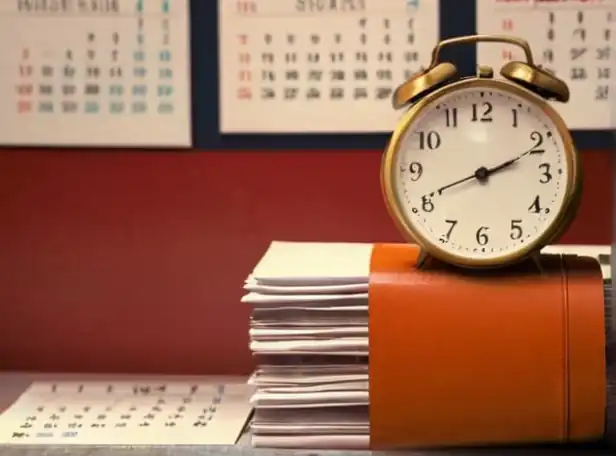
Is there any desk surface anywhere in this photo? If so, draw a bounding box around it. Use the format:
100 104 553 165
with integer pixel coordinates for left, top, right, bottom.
0 374 613 456
0 445 614 456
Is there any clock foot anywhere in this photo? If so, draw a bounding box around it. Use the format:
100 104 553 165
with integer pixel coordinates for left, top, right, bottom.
416 249 438 270
530 252 547 276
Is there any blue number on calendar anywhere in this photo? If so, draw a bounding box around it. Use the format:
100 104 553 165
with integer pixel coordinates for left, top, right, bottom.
159 68 173 79
158 103 173 114
407 0 419 8
38 102 53 113
132 102 147 113
109 85 124 96
134 67 147 78
110 102 125 113
134 50 146 62
159 50 172 62
132 85 148 96
85 102 99 113
158 85 173 97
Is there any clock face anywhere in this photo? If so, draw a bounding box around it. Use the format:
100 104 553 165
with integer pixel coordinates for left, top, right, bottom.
390 83 572 263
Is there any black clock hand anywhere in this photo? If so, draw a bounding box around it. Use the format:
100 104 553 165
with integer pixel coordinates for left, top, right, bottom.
434 173 477 195
426 152 528 198
485 150 532 175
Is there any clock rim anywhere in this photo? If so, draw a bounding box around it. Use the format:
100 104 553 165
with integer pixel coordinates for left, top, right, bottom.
381 77 581 269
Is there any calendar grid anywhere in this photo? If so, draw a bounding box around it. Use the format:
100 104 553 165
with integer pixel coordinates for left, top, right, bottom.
0 0 191 147
0 381 252 445
478 0 616 130
218 0 439 133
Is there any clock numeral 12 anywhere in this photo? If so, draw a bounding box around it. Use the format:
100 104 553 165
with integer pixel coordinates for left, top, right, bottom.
471 102 493 123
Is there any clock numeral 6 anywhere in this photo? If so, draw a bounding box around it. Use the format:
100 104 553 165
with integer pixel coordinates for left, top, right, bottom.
510 219 523 240
476 226 489 246
418 131 441 150
409 161 423 181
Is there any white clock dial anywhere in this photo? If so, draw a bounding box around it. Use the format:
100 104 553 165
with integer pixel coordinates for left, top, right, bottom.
392 84 571 261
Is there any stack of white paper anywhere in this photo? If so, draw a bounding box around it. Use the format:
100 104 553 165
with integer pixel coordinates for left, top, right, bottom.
243 242 372 449
243 241 611 449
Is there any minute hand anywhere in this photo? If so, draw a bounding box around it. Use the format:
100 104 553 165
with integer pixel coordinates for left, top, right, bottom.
484 150 531 175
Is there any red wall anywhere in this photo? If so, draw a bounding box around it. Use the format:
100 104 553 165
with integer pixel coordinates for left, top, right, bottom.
0 149 612 375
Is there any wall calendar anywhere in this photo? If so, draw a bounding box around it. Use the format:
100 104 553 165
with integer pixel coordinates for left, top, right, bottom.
477 0 616 130
0 0 191 147
218 0 439 133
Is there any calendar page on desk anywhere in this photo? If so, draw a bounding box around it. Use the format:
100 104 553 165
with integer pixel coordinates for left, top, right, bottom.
477 0 616 130
218 0 439 133
0 0 191 147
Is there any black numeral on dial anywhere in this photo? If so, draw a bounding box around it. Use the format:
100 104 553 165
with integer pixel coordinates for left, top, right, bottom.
471 102 493 122
539 163 552 183
445 108 458 127
528 131 545 154
409 162 423 181
418 131 441 150
421 195 434 212
510 220 523 240
528 195 550 214
444 219 458 240
476 226 489 245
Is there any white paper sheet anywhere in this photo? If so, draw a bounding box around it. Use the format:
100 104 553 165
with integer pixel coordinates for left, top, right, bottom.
244 280 369 295
0 379 253 445
249 241 373 286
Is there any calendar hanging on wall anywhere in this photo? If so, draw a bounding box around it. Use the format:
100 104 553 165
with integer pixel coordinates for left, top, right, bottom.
477 0 616 131
0 0 192 147
218 0 439 133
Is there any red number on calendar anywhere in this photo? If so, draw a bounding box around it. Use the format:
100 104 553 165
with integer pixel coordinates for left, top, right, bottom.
236 1 256 13
239 70 252 81
502 19 513 31
238 87 252 99
238 34 248 45
17 100 32 113
239 53 251 64
502 50 513 60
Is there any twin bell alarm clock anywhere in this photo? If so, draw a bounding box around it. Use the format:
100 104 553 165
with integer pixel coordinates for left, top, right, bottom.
381 34 582 269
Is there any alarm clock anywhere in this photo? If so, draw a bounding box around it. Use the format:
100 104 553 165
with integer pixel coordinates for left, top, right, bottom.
381 35 582 269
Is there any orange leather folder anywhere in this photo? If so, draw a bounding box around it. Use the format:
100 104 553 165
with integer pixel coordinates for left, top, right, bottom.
368 243 606 449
